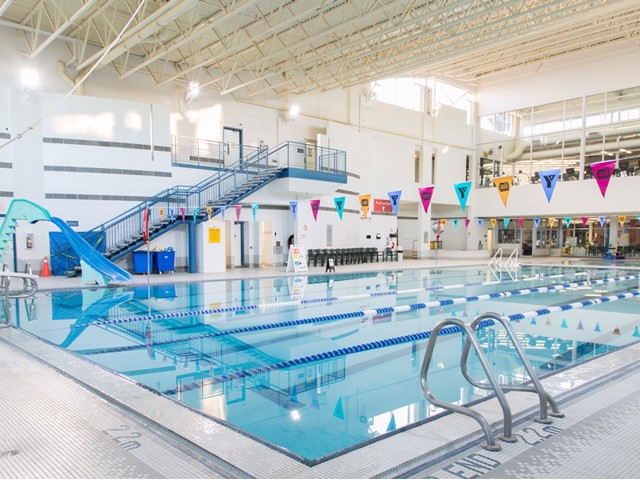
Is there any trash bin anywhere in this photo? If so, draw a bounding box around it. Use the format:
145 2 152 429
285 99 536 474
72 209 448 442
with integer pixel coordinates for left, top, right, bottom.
132 251 155 274
396 247 404 261
154 250 175 273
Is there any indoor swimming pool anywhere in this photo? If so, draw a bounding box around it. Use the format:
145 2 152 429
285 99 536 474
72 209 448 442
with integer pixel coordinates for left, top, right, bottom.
5 264 640 462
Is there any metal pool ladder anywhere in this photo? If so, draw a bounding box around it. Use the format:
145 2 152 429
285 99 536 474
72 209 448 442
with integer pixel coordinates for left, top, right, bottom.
420 312 563 451
1 263 39 324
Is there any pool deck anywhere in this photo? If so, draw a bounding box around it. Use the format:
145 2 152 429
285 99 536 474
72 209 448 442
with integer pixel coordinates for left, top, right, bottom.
2 257 640 478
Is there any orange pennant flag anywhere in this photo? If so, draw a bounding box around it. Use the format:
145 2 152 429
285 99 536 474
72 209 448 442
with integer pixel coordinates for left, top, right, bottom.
490 218 497 227
358 194 371 218
494 176 513 207
618 215 626 227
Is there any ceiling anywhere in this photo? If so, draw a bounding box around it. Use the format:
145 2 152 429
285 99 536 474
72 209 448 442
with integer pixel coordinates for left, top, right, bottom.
2 0 639 98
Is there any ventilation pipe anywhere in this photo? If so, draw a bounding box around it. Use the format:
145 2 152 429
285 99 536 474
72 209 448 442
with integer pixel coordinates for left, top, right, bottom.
505 140 528 161
57 61 84 95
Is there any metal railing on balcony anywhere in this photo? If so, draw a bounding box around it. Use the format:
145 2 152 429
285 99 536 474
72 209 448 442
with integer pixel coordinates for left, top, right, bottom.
171 135 260 169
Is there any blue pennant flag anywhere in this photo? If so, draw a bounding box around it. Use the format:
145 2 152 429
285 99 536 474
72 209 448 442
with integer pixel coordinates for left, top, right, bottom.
533 217 541 228
387 413 396 432
453 181 472 211
334 197 346 220
633 326 640 338
387 190 402 216
539 168 561 203
289 201 298 222
452 218 459 228
251 203 259 221
477 218 483 227
503 218 511 228
564 217 572 228
192 207 199 223
599 216 606 227
594 322 601 332
169 207 175 221
220 206 226 220
561 318 568 328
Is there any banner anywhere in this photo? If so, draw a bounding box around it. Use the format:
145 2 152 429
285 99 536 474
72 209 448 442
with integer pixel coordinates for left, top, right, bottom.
564 217 572 229
235 205 242 221
358 194 371 218
533 217 540 228
206 206 212 221
503 218 510 228
548 217 556 228
143 208 150 244
289 201 298 222
464 218 471 228
418 186 435 214
517 217 524 228
251 203 259 221
590 160 616 197
220 206 226 220
192 207 199 223
387 190 402 216
599 216 606 227
477 218 483 227
334 197 345 220
159 207 164 221
490 218 497 228
180 207 186 222
581 216 589 227
618 215 626 227
453 181 472 211
169 207 175 221
452 218 459 228
539 168 561 204
373 198 393 213
310 199 321 221
494 176 513 207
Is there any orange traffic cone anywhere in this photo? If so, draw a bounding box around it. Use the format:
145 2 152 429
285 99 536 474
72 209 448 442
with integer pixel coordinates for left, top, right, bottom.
41 256 51 277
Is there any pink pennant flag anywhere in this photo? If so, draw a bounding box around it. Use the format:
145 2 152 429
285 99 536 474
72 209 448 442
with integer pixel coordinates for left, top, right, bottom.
180 207 186 222
590 160 616 197
464 218 470 228
235 205 242 221
418 185 435 214
517 217 524 228
581 216 589 227
310 199 321 221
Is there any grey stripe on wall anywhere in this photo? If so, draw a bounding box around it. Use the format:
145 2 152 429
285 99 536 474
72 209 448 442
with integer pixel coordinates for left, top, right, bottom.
44 165 171 177
0 191 14 197
45 193 148 202
43 137 171 152
0 133 10 139
0 162 11 169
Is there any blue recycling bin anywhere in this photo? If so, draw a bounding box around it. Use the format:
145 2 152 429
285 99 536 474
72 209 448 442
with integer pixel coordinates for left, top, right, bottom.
132 251 155 274
154 250 175 273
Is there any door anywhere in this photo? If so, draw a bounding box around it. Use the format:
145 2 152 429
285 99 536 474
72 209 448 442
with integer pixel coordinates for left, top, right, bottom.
223 127 243 166
522 229 533 256
304 139 316 170
233 221 245 267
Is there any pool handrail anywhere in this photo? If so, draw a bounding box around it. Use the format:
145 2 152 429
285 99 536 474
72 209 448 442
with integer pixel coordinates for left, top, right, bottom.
1 266 39 324
419 317 515 451
460 312 564 424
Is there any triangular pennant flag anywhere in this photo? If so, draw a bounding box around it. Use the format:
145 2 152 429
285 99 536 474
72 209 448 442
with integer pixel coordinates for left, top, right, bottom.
539 168 561 203
581 216 589 227
358 194 371 218
594 322 601 332
418 186 435 213
493 176 513 206
633 326 640 338
618 215 626 227
387 413 396 432
206 206 212 221
251 203 259 221
180 207 186 222
220 206 226 220
564 217 572 229
599 216 606 227
387 190 402 216
490 218 497 228
333 397 344 419
503 218 511 229
533 217 541 228
169 207 175 221
517 217 524 228
192 207 199 223
441 219 447 226
561 318 568 328
477 218 483 227
452 218 459 227
577 320 584 330
530 318 537 325
590 160 616 197
453 181 472 211
159 207 165 221
289 201 298 222
548 217 557 228
334 197 345 220
464 218 471 228
235 205 242 221
310 199 321 221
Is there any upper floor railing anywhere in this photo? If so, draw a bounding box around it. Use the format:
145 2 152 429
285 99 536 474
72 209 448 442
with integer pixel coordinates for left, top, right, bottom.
171 135 260 169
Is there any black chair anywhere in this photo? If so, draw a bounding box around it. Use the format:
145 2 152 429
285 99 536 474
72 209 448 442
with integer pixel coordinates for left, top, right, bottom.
307 249 317 266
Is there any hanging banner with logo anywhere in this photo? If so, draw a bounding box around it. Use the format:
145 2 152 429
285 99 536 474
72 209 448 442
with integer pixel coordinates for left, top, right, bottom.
464 218 471 228
477 218 483 227
192 207 199 224
334 197 345 220
503 218 510 228
251 204 259 221
206 206 212 221
618 215 626 227
310 199 321 221
159 207 165 221
564 217 572 229
590 160 616 197
453 181 472 211
490 218 497 228
599 216 607 227
452 219 459 228
289 201 298 222
517 217 524 228
169 207 175 221
180 207 186 222
235 205 242 221
494 176 513 207
143 208 150 244
358 194 371 218
533 217 541 228
387 190 402 216
220 206 226 220
373 198 393 213
418 186 435 213
581 216 589 227
548 217 556 228
539 168 561 204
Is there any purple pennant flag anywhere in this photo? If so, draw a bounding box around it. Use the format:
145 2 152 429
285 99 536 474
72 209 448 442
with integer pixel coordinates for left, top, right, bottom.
310 199 320 221
387 190 401 216
590 160 616 197
418 186 435 213
289 201 298 222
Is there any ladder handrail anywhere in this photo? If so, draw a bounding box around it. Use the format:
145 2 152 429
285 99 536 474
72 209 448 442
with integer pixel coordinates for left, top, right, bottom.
488 248 503 281
460 312 564 423
420 317 514 451
1 269 39 324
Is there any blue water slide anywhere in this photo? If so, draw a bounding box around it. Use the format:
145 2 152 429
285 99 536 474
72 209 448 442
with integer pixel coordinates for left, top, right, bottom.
50 217 132 285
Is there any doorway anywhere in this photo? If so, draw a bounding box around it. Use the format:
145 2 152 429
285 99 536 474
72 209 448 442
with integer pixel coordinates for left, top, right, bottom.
522 229 533 256
223 126 243 166
304 139 316 170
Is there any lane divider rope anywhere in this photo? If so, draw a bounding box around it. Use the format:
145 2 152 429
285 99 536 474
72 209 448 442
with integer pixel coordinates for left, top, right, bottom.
78 274 637 356
162 288 640 396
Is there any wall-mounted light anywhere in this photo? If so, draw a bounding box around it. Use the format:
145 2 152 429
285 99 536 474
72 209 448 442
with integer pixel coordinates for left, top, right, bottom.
289 104 300 116
20 67 39 90
186 81 200 102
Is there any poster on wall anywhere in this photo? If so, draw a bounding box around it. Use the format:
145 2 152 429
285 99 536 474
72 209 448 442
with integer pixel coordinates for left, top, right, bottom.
208 227 221 243
286 246 308 272
373 198 393 213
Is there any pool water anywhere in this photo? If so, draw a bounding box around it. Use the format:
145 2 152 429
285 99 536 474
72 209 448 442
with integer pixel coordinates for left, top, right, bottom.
8 264 640 461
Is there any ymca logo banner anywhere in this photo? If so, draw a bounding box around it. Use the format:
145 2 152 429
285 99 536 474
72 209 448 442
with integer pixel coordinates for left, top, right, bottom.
418 186 435 213
590 160 616 197
334 197 345 220
490 218 497 228
493 176 513 206
235 205 242 221
581 216 589 227
464 218 471 228
387 190 402 216
599 216 607 227
453 181 472 211
503 218 511 228
517 217 524 228
533 217 541 228
220 206 226 220
539 168 561 204
358 194 371 218
310 199 321 221
477 218 483 227
618 215 626 227
564 217 572 229
251 204 259 221
452 219 459 227
289 201 298 222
